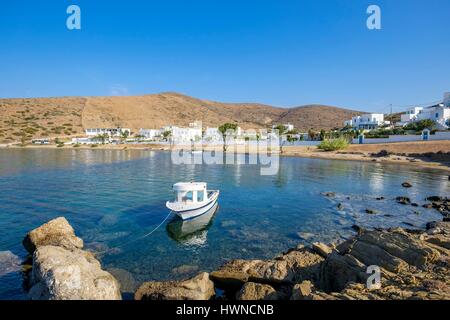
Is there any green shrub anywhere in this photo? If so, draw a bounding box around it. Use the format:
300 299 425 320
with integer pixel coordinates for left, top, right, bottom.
318 137 349 151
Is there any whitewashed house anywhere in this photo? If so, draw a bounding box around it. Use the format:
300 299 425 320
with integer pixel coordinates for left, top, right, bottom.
204 127 222 142
138 129 161 140
400 107 423 124
85 128 131 137
344 114 389 130
272 123 294 132
415 105 450 129
163 124 202 143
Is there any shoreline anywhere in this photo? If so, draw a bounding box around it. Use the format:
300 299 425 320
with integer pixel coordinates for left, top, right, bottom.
19 196 450 300
2 141 450 172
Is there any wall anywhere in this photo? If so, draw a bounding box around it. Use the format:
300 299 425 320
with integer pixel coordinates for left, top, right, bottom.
352 131 450 144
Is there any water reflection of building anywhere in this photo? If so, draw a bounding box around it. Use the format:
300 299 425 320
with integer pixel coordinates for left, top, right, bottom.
166 203 218 246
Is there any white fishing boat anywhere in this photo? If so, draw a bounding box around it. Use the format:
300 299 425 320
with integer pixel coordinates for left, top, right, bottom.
166 182 220 220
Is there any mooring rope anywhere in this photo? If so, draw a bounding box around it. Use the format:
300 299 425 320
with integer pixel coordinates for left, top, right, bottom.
95 210 174 255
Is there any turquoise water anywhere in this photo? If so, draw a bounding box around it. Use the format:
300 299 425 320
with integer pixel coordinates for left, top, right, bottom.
0 149 448 299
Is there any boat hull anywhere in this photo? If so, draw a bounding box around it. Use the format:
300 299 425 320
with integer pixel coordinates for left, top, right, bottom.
173 193 219 220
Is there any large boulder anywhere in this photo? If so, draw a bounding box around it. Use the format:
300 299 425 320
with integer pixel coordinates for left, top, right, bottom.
319 251 368 292
236 282 279 300
29 245 121 300
23 217 83 253
135 272 215 300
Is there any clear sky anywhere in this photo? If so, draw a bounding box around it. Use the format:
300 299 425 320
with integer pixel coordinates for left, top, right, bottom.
0 0 448 113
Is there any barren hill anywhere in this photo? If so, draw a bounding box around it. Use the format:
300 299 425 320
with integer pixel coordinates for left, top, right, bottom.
0 92 363 142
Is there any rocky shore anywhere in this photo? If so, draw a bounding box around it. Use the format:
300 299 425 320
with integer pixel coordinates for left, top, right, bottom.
21 196 449 300
23 217 121 300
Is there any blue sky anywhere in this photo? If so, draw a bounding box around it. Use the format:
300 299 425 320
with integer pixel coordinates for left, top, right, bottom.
0 0 448 112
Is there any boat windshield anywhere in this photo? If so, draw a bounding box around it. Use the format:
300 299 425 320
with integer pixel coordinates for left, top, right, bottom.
181 191 193 202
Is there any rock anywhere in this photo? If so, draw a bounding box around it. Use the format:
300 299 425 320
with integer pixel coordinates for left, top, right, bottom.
365 209 377 214
423 203 433 209
171 264 199 276
356 229 441 269
396 197 411 205
376 197 385 201
319 251 367 292
322 192 336 198
107 268 138 293
210 248 324 289
411 203 419 207
0 251 21 277
290 280 313 300
337 203 344 211
236 282 279 300
402 182 413 188
426 221 450 235
311 242 333 258
351 225 363 234
23 217 83 253
135 272 215 300
426 196 444 202
29 245 121 300
297 232 314 241
424 235 450 250
373 150 389 157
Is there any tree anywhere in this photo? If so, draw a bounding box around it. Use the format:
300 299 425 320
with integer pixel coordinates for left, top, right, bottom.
162 130 172 142
94 133 108 145
120 130 130 143
273 125 289 153
218 123 238 152
134 134 145 142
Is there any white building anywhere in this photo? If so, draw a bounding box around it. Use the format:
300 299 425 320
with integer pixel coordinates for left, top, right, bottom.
400 107 423 124
138 129 161 140
272 123 294 132
344 114 388 130
444 92 450 108
203 127 222 142
163 125 202 143
85 128 131 137
415 105 450 129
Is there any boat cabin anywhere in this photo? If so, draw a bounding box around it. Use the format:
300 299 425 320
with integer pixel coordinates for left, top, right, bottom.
172 182 207 204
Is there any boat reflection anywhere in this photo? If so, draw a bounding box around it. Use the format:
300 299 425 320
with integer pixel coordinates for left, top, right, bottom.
166 202 219 246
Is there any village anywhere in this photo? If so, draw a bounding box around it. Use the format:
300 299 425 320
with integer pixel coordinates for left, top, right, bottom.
27 92 450 148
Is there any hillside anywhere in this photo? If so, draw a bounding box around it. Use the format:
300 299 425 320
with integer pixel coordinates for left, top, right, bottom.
0 92 363 142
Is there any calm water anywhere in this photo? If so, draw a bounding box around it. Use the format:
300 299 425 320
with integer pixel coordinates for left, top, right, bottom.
0 149 448 299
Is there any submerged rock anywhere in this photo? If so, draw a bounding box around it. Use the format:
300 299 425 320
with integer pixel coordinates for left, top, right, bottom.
322 192 336 198
23 217 83 253
107 268 138 293
297 232 314 241
0 251 21 277
29 246 121 300
396 197 411 205
135 272 215 300
402 182 413 188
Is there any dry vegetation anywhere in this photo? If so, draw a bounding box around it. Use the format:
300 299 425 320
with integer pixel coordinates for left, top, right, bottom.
0 97 85 143
1 92 363 143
